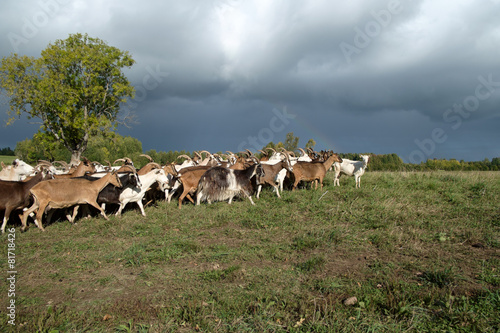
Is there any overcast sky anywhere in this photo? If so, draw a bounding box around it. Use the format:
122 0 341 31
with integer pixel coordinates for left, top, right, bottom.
1 0 499 163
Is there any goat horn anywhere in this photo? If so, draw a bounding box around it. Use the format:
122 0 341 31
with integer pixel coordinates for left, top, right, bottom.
147 162 161 169
120 165 137 173
53 161 70 170
265 147 276 154
226 151 234 156
55 160 69 166
140 154 154 162
278 147 291 155
177 154 192 161
36 160 53 168
283 150 292 161
114 158 125 164
298 148 306 156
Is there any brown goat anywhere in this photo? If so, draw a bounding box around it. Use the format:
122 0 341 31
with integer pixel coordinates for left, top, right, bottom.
21 171 122 231
54 158 95 178
175 166 212 209
0 170 53 233
291 153 343 190
256 154 293 199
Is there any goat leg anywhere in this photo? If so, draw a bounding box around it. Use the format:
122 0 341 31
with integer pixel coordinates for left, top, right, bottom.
87 201 110 220
66 205 79 224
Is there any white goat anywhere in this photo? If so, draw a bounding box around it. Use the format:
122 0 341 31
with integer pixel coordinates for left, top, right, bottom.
115 169 171 216
297 148 312 162
175 155 197 172
334 155 370 188
0 159 35 180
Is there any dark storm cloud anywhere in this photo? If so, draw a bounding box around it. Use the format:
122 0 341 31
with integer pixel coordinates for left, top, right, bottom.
1 0 499 161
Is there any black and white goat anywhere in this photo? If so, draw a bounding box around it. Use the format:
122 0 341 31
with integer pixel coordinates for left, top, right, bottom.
196 163 265 205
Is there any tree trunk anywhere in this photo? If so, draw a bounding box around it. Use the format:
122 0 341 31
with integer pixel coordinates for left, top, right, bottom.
70 150 83 166
69 133 88 166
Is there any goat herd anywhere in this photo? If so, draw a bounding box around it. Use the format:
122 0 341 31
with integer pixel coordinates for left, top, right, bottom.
0 148 370 233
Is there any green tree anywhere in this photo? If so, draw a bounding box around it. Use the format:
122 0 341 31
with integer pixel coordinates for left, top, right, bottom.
0 33 135 165
283 132 299 153
305 139 316 150
0 147 15 156
15 131 143 166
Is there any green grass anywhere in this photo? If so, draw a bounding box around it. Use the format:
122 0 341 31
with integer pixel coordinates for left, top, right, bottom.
1 171 499 332
0 155 17 166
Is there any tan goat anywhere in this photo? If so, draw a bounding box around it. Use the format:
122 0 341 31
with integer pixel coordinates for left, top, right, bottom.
175 165 212 209
291 153 343 190
54 158 95 178
21 171 122 232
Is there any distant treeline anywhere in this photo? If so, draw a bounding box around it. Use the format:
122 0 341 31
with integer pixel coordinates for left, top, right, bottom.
0 147 15 156
342 153 500 171
4 134 499 171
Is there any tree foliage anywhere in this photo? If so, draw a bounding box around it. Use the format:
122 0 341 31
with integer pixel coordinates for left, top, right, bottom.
283 132 299 153
0 147 15 155
305 139 316 150
15 131 143 167
0 33 135 164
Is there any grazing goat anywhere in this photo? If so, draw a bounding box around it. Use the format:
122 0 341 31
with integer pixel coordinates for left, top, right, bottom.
334 155 370 188
21 171 122 231
196 163 265 205
291 153 343 190
0 170 53 233
0 159 35 180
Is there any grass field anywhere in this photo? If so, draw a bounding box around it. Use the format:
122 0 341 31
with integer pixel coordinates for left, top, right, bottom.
1 171 499 332
0 155 17 166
